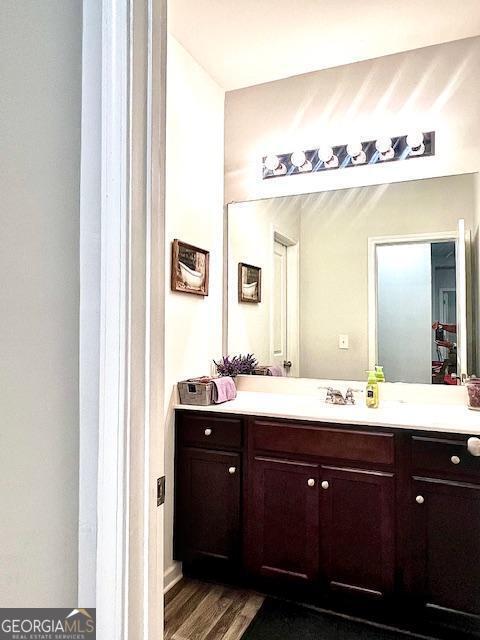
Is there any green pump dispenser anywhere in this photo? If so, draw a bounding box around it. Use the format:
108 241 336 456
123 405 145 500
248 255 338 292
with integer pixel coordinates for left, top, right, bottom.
366 370 379 408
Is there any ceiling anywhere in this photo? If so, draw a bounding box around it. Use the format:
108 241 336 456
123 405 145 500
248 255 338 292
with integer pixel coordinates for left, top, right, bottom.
169 0 480 91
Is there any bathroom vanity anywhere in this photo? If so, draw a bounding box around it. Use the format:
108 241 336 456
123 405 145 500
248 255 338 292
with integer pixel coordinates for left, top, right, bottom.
174 393 480 628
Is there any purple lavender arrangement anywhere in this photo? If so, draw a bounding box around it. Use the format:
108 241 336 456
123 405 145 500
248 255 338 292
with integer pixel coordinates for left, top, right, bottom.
214 353 258 377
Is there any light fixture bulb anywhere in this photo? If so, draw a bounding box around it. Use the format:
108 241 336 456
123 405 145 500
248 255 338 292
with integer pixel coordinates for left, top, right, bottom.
406 130 424 150
318 145 334 163
375 137 392 154
346 140 363 158
291 150 307 168
264 154 280 171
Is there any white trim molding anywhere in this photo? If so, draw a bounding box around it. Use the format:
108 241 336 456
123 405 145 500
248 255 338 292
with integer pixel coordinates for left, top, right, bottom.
79 0 102 608
163 564 183 595
95 1 167 639
96 0 129 637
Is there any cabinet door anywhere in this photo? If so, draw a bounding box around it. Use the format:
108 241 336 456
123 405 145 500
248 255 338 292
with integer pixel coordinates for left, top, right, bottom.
249 457 319 582
176 448 241 567
410 477 480 615
320 466 395 598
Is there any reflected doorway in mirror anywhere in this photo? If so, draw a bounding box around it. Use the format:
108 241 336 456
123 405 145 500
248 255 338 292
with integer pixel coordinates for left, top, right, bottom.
238 263 262 303
368 222 469 385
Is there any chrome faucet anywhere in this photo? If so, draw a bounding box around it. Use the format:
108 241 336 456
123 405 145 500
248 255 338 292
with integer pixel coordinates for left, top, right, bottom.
320 386 363 405
325 387 347 405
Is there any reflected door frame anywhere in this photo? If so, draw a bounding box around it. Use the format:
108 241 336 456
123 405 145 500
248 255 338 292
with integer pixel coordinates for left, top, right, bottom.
367 229 461 380
271 230 300 377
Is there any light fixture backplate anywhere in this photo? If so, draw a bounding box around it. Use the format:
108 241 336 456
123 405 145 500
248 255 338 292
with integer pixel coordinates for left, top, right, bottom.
262 131 435 179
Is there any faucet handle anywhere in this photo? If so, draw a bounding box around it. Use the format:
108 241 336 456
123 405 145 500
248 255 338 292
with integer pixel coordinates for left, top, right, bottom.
345 387 363 405
328 388 346 404
319 386 337 403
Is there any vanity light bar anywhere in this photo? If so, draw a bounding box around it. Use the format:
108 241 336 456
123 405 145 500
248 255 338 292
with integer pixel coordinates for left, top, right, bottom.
262 131 435 180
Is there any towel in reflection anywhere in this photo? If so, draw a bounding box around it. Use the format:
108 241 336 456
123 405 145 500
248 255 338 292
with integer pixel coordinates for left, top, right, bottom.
267 365 285 377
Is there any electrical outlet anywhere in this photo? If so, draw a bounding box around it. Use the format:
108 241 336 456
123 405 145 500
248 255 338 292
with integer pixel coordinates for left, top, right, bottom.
157 476 165 507
339 334 349 350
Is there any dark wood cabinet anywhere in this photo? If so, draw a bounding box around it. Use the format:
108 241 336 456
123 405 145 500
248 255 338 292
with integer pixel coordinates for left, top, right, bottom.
174 409 480 630
409 476 480 615
176 447 241 569
249 456 319 582
320 466 395 598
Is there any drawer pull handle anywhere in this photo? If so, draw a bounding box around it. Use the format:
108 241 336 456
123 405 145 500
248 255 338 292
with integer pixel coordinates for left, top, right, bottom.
307 478 315 487
321 481 329 490
204 428 212 436
228 466 236 475
416 495 425 504
451 455 460 465
467 437 480 457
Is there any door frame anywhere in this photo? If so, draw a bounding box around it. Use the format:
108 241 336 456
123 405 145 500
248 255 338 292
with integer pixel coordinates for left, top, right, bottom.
367 230 457 373
84 1 167 638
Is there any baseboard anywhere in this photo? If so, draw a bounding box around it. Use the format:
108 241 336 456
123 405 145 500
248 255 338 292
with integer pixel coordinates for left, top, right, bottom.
164 562 183 594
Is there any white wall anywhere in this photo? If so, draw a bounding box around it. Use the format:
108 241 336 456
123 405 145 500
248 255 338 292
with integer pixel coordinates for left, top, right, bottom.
225 37 480 204
164 36 225 589
0 1 82 606
228 198 300 366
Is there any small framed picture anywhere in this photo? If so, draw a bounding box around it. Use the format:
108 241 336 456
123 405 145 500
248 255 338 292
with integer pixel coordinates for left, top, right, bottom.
238 263 262 303
171 239 209 296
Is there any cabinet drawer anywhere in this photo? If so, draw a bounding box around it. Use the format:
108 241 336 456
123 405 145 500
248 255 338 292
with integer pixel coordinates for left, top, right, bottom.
252 420 394 466
178 413 242 449
411 435 480 480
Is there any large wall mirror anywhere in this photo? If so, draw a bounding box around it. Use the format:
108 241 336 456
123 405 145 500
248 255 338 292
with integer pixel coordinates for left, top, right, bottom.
227 173 477 384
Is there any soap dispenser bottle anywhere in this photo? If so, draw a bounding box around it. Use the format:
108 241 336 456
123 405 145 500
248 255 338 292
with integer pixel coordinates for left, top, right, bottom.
375 365 385 383
366 370 379 408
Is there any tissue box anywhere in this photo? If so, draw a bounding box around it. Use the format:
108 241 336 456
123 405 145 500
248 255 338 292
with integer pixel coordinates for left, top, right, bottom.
178 377 214 406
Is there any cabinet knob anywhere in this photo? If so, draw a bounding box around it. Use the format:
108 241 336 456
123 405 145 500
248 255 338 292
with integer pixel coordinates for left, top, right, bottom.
307 478 315 487
321 481 329 490
416 495 425 504
228 466 236 475
204 428 212 436
451 455 460 465
467 437 480 457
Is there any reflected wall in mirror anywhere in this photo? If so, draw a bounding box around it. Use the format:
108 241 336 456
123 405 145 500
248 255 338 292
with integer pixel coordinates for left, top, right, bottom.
227 173 477 383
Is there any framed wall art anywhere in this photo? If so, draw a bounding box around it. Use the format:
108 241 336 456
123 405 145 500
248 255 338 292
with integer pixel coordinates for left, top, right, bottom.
238 262 261 303
171 239 210 296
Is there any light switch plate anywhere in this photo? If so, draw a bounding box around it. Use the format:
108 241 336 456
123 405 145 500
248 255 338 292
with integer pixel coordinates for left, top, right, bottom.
339 334 349 350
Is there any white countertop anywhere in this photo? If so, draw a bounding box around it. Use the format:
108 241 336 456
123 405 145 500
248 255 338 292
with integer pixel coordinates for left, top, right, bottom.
175 390 480 435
